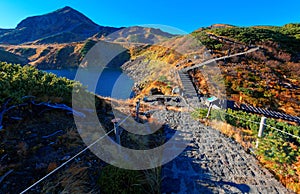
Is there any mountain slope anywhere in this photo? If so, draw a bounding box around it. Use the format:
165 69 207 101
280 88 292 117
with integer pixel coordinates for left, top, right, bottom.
0 28 13 36
0 6 121 44
0 49 29 65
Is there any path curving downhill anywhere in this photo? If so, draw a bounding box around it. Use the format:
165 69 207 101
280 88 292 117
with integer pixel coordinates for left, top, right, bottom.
155 56 292 193
154 109 291 193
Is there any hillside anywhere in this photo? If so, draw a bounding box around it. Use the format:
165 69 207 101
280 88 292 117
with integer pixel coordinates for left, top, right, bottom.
120 24 300 192
0 30 175 69
0 62 166 193
0 7 176 68
124 24 300 117
0 49 29 65
0 29 13 36
190 24 300 116
0 43 84 69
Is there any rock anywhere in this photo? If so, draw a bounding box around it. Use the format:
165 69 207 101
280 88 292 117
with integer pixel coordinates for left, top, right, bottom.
161 178 180 193
61 155 71 161
172 87 182 95
35 163 47 170
149 88 164 95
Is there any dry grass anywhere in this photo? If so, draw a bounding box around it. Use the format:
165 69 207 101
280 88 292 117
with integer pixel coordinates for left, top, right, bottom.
209 120 255 150
206 119 300 193
42 164 92 193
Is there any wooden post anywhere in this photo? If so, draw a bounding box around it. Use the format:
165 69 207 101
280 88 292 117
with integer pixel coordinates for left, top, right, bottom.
206 103 213 119
256 116 266 148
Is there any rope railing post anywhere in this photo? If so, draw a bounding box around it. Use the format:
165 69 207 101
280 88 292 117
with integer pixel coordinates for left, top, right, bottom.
112 118 122 145
256 116 266 148
206 102 213 119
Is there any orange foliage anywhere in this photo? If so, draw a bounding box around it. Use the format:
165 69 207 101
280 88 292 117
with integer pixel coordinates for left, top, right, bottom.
47 162 57 173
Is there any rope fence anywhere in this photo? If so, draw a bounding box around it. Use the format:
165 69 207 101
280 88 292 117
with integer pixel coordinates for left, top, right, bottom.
204 107 300 148
20 114 132 194
18 94 300 193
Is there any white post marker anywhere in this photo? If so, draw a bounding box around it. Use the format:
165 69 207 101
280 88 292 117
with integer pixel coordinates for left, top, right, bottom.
256 116 266 148
206 102 213 119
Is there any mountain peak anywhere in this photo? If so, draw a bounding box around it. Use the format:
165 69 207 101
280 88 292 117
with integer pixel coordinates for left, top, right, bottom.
54 6 79 14
16 6 92 29
60 6 73 10
0 6 120 44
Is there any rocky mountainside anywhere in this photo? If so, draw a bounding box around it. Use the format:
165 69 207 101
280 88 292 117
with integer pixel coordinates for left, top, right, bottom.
0 6 121 44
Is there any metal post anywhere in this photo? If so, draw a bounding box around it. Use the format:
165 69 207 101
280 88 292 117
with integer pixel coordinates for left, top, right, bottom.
256 116 266 148
114 122 121 145
135 98 141 121
111 118 122 146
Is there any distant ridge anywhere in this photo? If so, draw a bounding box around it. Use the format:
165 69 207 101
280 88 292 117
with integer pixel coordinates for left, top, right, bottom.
102 26 175 44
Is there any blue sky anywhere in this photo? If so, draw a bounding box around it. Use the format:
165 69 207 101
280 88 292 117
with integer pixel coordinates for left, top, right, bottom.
0 0 300 33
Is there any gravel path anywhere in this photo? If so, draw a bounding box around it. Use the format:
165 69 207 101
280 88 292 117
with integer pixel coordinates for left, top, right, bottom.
153 109 291 194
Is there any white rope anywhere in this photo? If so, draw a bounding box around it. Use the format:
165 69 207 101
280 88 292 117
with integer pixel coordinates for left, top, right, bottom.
20 114 132 194
264 124 300 140
20 128 114 194
118 114 132 126
221 111 261 125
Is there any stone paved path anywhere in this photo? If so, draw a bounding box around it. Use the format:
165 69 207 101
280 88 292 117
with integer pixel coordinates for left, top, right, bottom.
153 110 291 194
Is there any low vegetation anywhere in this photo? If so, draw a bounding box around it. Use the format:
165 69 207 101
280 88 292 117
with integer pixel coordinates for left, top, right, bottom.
192 23 300 55
0 61 164 193
0 62 84 105
188 24 300 116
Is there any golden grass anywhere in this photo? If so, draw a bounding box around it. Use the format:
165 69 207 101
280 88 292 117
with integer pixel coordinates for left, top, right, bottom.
209 120 255 150
42 164 91 193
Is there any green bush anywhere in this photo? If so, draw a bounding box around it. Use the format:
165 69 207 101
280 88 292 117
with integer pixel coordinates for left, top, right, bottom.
191 31 223 50
98 165 144 194
0 62 84 105
256 135 298 165
80 39 97 57
207 25 300 54
158 75 168 83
